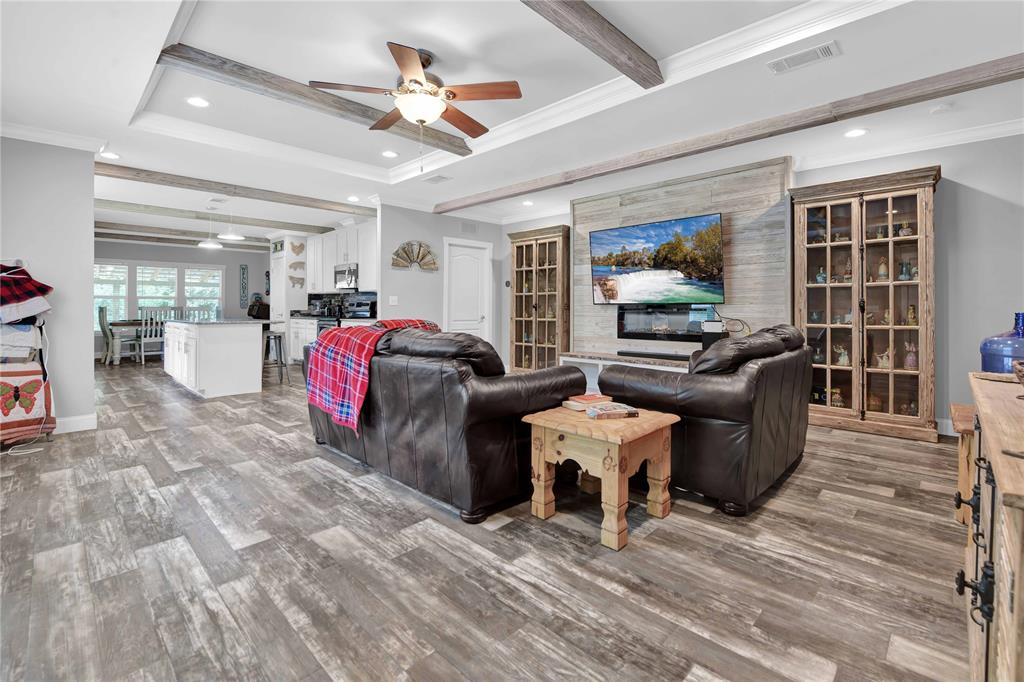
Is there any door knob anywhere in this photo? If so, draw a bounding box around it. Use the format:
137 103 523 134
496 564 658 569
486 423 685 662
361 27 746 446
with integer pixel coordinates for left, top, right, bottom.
480 315 486 321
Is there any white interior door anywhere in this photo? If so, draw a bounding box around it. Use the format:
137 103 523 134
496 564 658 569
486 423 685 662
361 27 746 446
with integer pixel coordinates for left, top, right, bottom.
443 238 493 344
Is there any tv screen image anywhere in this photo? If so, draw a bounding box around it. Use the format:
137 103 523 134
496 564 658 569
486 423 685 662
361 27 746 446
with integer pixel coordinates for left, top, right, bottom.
589 213 725 304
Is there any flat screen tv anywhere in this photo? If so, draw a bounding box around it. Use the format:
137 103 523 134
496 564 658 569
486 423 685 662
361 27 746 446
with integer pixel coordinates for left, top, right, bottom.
590 213 725 305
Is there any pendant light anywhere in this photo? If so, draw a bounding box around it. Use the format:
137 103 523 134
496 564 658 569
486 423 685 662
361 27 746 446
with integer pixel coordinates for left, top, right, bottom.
198 215 223 249
217 208 245 241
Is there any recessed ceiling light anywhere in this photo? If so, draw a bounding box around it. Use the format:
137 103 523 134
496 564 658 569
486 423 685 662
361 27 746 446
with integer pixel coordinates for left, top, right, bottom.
208 197 228 203
844 128 868 138
205 205 219 211
98 150 120 160
522 200 534 207
381 150 399 158
347 196 360 202
186 96 210 108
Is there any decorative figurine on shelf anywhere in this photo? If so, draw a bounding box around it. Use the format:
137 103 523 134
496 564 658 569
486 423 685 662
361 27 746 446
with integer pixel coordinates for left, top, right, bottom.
830 388 845 408
833 344 851 367
815 266 827 284
832 231 848 242
867 394 883 412
877 256 889 281
875 349 891 369
812 347 826 364
904 340 919 370
906 304 919 326
898 400 918 416
843 259 853 283
897 261 912 281
810 310 823 323
882 308 892 325
898 221 914 237
865 311 876 325
875 226 887 240
911 264 919 280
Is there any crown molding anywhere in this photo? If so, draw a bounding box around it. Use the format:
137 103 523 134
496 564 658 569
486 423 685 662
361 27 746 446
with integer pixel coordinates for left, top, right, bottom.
387 0 910 183
0 123 105 152
798 118 1024 171
132 112 390 183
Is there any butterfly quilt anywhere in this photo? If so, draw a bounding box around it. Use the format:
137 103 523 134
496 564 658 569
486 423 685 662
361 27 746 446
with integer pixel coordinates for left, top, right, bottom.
0 361 54 445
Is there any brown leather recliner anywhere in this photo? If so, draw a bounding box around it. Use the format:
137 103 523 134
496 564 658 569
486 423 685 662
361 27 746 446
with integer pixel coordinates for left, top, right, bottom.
598 325 812 516
303 328 586 523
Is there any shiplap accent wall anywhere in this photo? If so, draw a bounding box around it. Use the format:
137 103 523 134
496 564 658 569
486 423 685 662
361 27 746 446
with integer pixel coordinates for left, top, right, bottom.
570 157 793 354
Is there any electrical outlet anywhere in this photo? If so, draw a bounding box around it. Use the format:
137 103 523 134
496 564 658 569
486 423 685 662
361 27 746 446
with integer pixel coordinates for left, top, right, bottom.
389 295 399 306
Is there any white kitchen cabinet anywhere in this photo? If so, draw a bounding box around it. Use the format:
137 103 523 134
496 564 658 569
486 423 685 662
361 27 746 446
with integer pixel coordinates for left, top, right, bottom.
269 254 286 322
357 222 378 292
163 321 263 398
321 231 338 287
288 317 319 363
306 235 322 293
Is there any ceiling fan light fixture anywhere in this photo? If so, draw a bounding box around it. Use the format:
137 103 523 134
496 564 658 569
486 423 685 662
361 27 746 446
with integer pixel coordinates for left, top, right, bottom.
394 91 445 125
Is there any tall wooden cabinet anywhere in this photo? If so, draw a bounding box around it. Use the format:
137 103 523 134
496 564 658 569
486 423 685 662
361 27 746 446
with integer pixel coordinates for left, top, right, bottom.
508 225 570 371
791 166 940 442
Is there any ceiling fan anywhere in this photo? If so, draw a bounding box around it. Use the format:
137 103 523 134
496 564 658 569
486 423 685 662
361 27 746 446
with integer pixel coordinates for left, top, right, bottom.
309 42 522 138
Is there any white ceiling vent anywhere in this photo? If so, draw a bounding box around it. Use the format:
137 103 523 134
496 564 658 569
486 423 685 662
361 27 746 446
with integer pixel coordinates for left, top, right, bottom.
424 174 452 184
767 40 841 75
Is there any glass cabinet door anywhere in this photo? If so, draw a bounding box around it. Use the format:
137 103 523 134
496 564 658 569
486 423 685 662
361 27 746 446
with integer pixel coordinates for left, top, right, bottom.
803 201 858 413
863 192 921 419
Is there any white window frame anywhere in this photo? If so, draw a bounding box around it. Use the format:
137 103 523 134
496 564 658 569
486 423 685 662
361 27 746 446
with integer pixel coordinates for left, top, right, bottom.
94 258 226 331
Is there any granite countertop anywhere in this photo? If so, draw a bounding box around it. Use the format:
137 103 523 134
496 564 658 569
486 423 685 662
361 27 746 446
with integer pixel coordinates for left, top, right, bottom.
165 319 265 326
560 351 689 368
289 314 378 322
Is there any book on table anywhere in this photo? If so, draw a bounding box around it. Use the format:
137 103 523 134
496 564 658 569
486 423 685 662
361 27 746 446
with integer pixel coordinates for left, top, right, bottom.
562 394 612 411
585 403 639 420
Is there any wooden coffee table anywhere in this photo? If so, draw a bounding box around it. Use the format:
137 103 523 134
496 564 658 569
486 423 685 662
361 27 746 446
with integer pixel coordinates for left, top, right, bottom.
523 406 679 550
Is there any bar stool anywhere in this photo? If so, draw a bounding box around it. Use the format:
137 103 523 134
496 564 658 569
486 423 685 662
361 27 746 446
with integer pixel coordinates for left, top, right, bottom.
264 331 290 384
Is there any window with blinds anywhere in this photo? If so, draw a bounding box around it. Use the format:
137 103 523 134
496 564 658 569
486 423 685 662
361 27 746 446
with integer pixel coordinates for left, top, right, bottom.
136 265 178 309
185 267 223 319
93 263 129 331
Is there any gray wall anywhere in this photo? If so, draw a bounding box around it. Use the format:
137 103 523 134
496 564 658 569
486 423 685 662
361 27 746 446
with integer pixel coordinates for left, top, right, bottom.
378 204 504 346
795 135 1024 430
1 137 96 432
94 240 271 318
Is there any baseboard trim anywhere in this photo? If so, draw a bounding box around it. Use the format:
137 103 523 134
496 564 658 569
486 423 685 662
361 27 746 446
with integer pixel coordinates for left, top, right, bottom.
56 412 97 434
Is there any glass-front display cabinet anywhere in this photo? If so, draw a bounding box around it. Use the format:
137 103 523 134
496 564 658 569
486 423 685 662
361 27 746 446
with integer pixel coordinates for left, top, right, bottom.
792 167 939 442
509 225 570 371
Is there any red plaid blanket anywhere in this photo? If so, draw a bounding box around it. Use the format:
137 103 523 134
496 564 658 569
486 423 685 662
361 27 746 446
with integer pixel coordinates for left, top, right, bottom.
306 319 440 433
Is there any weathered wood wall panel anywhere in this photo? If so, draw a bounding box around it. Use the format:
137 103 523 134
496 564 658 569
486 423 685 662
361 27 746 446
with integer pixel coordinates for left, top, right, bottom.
570 157 792 354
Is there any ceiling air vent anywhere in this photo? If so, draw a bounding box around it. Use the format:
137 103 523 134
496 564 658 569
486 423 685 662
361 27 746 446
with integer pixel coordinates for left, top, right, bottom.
767 40 841 75
424 174 452 184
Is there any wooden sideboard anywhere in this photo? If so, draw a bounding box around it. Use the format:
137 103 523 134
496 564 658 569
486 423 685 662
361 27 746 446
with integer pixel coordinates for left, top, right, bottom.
963 372 1024 680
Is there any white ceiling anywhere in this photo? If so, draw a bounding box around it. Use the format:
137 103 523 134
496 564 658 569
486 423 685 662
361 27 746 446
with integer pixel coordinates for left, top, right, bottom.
2 0 1022 238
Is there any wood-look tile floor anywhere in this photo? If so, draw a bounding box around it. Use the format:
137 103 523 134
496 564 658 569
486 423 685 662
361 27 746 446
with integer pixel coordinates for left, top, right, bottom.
1 362 968 681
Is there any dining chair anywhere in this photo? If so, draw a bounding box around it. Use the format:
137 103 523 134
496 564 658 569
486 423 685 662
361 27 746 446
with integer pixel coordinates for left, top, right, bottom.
98 305 139 366
137 306 182 365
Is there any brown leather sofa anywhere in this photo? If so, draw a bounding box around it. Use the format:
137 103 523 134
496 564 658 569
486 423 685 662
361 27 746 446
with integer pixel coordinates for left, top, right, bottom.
599 325 812 516
303 328 586 523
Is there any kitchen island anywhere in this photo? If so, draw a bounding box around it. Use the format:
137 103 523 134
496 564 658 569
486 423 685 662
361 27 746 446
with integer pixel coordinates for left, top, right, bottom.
163 320 264 398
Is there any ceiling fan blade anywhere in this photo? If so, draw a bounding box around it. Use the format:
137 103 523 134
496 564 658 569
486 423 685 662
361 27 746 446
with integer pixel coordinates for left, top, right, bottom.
369 108 403 131
442 81 522 101
309 81 391 95
441 104 488 138
387 42 426 85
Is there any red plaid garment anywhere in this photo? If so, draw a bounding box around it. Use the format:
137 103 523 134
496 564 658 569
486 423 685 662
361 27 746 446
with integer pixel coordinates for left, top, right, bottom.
0 265 53 304
306 319 440 434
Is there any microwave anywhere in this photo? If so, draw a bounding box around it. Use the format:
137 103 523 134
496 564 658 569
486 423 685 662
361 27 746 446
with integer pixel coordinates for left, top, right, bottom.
334 263 358 291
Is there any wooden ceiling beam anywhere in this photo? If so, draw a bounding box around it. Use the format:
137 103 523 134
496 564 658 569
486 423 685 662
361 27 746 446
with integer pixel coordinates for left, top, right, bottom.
521 0 662 89
94 232 270 252
95 199 331 235
94 220 271 245
433 52 1024 214
95 163 375 217
157 43 472 157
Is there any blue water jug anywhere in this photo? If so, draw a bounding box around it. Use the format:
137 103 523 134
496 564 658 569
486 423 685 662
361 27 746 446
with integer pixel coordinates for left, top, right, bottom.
980 312 1024 373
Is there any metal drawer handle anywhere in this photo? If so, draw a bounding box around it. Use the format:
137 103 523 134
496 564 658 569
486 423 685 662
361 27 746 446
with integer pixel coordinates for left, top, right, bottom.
558 434 565 441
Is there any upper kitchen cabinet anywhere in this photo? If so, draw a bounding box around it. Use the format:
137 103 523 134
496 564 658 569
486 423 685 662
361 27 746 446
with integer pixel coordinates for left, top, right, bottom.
357 221 378 292
304 224 377 294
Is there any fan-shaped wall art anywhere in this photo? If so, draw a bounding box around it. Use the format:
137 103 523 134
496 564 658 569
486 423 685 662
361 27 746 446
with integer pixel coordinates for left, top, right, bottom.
391 240 438 272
